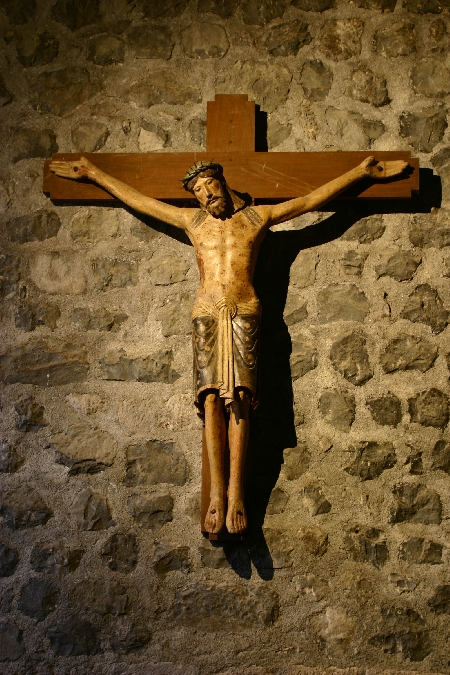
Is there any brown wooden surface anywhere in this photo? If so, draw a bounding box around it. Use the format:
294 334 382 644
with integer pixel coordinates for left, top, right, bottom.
201 428 243 541
206 94 255 153
44 151 419 203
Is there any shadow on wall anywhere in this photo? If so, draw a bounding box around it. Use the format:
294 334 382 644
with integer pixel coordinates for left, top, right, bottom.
130 168 441 580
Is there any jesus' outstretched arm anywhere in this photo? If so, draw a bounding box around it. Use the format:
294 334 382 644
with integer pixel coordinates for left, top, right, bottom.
49 156 191 231
259 156 409 228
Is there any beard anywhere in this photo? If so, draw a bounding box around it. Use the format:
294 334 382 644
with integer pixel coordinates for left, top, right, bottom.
206 196 227 218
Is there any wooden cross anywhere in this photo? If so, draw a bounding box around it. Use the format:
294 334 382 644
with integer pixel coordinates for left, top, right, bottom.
43 94 419 541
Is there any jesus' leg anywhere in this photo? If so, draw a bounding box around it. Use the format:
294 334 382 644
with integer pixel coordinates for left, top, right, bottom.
226 388 251 534
203 391 227 533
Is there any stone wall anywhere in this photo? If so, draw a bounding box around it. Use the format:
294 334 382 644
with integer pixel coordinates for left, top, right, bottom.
1 0 450 673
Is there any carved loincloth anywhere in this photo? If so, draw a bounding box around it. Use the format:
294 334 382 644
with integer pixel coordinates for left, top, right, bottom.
192 297 261 412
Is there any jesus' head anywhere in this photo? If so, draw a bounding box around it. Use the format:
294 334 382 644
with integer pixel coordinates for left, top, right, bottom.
182 161 229 218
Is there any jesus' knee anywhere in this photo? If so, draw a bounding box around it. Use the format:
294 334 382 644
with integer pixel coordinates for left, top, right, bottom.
230 388 251 422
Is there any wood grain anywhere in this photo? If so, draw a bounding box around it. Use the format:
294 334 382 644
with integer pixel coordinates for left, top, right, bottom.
206 94 255 153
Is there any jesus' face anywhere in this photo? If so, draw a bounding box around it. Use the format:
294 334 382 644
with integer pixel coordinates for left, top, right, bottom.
192 175 228 218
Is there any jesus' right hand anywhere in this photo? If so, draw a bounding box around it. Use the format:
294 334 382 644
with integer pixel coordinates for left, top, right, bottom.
49 156 95 180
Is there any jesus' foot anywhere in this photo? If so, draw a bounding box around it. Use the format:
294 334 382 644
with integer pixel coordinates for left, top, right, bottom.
226 498 247 534
204 496 226 534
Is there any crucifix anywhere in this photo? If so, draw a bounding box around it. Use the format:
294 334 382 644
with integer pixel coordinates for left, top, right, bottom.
43 94 419 541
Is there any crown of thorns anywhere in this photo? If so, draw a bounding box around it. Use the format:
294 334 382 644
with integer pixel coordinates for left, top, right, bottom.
182 161 224 191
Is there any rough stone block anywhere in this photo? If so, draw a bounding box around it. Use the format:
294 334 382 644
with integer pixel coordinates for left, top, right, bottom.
400 108 448 153
300 60 333 101
345 441 397 480
375 248 422 281
297 526 328 556
30 542 83 575
366 393 402 427
431 438 450 473
16 31 59 67
124 439 188 486
290 335 318 379
381 334 438 373
266 487 289 515
0 486 53 529
325 107 385 150
319 388 356 432
2 0 37 25
401 284 449 333
408 388 449 429
399 537 443 564
428 585 450 614
124 70 201 107
216 60 292 113
127 493 173 530
329 332 373 385
87 35 125 66
282 442 310 480
318 284 369 323
52 424 117 474
0 255 20 298
0 439 23 473
128 23 174 59
71 489 115 530
181 21 229 58
15 302 61 332
340 249 368 276
264 20 312 57
0 341 89 386
0 543 19 577
0 622 24 661
71 307 127 332
197 0 239 18
109 624 151 654
390 483 442 524
241 0 288 25
11 128 58 163
51 0 101 30
100 350 180 383
319 19 364 60
411 58 450 97
410 209 450 248
18 577 59 621
152 544 190 575
7 210 60 243
373 20 416 56
71 119 110 152
346 66 390 107
345 525 389 565
101 533 138 573
342 215 385 243
47 616 101 656
92 257 138 290
302 482 331 516
33 67 102 117
156 292 193 336
369 607 432 662
72 578 128 615
30 251 87 294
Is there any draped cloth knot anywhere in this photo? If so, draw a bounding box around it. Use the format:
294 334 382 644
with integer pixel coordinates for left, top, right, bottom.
192 296 261 409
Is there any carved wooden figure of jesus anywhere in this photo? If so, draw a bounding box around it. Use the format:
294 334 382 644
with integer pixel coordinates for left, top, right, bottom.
49 155 408 535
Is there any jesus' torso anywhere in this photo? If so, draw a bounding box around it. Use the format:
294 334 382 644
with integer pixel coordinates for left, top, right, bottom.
186 207 267 307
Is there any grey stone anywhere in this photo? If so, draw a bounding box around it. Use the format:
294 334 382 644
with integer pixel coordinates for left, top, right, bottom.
302 482 331 516
267 119 291 147
264 528 294 568
126 493 173 530
72 578 128 615
216 60 292 113
410 210 450 248
100 349 180 384
128 23 174 60
71 119 109 152
130 220 160 241
33 67 102 117
399 107 448 153
342 214 385 243
0 439 23 473
340 250 368 276
291 0 334 9
352 0 396 8
30 542 83 575
15 302 61 332
283 294 308 325
346 66 390 107
241 0 288 25
110 624 151 654
429 18 449 53
152 544 190 575
87 34 125 66
149 250 189 285
381 334 438 373
0 75 13 106
296 574 329 600
18 577 59 621
30 251 86 295
264 20 312 57
297 526 328 556
405 0 449 12
139 120 171 152
408 388 449 429
0 544 19 577
92 257 138 290
142 0 189 18
374 21 416 57
181 21 229 59
431 438 450 473
290 335 318 379
47 616 101 656
375 248 422 281
344 526 388 567
71 307 128 332
282 442 311 480
318 285 370 323
367 393 402 427
0 255 19 298
389 573 419 593
406 447 424 474
71 208 119 241
52 424 117 474
399 537 443 564
197 0 239 18
428 585 450 614
370 607 432 662
325 107 385 150
6 210 61 243
411 58 450 98
311 607 356 656
390 483 442 524
124 440 188 487
0 622 24 661
173 581 279 625
124 71 201 107
16 31 59 67
2 0 36 25
319 389 356 432
266 487 289 515
329 332 373 385
300 60 333 102
101 533 138 573
0 486 53 529
71 489 115 530
189 118 206 146
11 127 58 163
0 588 13 613
199 542 230 569
51 0 101 30
290 249 318 288
345 441 397 480
319 19 364 61
401 284 449 333
0 340 89 386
